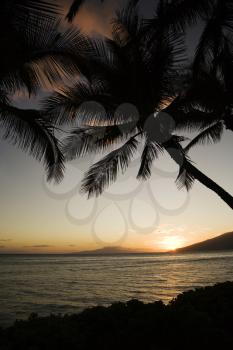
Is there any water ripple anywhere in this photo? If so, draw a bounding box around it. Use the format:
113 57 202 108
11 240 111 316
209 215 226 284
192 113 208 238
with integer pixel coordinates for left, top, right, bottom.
1 252 233 326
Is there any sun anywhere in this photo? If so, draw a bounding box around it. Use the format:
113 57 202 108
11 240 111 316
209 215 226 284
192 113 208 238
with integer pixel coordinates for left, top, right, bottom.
160 236 185 251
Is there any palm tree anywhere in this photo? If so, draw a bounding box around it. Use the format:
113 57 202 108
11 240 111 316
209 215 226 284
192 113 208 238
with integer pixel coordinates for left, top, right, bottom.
0 0 92 182
164 0 233 207
45 0 233 208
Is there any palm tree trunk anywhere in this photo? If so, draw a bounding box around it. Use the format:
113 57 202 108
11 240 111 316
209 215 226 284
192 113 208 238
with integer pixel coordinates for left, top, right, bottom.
185 162 233 210
166 148 233 210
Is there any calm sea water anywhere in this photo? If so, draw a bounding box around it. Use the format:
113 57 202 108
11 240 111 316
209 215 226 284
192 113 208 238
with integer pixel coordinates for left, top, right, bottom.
1 251 233 326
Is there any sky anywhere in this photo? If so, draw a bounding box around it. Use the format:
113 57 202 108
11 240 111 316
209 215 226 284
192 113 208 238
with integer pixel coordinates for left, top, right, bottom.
0 0 232 253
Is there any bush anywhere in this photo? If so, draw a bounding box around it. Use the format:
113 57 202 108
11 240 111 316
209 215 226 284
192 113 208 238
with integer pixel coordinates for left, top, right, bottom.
1 282 233 349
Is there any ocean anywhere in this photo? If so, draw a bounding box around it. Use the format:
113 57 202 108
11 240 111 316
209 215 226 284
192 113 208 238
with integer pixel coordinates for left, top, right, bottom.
1 251 233 326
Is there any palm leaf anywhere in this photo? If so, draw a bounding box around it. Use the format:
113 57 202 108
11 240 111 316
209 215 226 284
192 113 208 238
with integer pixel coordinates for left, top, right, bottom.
66 0 85 22
162 0 213 32
63 122 138 160
44 82 112 125
137 140 164 180
185 122 224 153
163 135 195 190
193 19 221 75
0 16 91 94
176 160 196 190
15 0 58 14
0 103 64 182
144 0 213 48
80 136 139 197
24 18 91 83
44 78 139 126
66 0 104 22
5 0 59 30
112 0 142 45
193 1 233 77
216 0 233 33
143 30 186 110
170 108 221 131
169 72 226 126
217 37 233 93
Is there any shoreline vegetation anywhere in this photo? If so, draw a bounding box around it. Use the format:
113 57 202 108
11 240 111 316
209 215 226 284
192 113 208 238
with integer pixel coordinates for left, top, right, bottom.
1 282 233 349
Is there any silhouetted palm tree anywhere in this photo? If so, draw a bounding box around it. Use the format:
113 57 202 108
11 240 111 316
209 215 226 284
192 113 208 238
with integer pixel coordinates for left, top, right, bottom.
164 0 233 207
45 0 233 208
0 0 91 182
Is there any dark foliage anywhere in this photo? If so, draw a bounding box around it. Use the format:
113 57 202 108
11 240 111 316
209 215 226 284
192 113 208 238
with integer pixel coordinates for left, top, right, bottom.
45 0 233 208
1 282 233 349
0 0 92 182
1 0 233 206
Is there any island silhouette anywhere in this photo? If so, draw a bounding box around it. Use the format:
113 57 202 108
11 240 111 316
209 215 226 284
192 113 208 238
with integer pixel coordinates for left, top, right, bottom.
177 231 233 253
69 231 233 255
71 246 150 255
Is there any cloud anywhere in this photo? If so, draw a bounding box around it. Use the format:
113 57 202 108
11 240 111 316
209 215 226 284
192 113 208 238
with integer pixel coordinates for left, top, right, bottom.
68 244 76 247
0 239 12 242
0 245 5 249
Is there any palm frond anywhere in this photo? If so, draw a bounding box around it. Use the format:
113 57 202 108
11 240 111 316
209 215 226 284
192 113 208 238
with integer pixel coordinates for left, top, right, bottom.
163 0 214 32
3 0 59 30
193 3 231 77
193 0 233 76
90 39 118 69
112 0 142 45
143 29 187 110
0 16 91 94
169 72 226 122
137 140 164 180
66 0 104 22
66 0 85 22
44 82 112 125
185 121 224 153
0 90 10 105
144 0 213 45
0 103 64 182
15 0 58 14
176 160 196 190
216 36 233 93
163 135 195 190
24 18 91 81
224 115 233 131
216 0 233 33
44 78 139 126
80 136 139 197
170 108 221 131
193 19 221 75
63 122 138 160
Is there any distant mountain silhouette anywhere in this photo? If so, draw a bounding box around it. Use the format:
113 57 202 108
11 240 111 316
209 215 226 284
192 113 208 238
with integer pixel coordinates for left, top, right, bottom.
177 232 233 253
72 246 147 255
